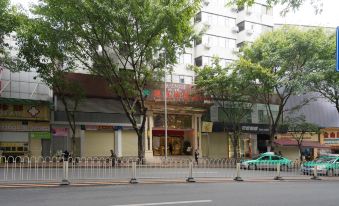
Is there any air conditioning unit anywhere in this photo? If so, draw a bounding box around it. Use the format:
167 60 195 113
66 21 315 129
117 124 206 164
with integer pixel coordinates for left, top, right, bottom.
246 29 254 35
231 26 239 33
202 0 209 6
203 43 211 49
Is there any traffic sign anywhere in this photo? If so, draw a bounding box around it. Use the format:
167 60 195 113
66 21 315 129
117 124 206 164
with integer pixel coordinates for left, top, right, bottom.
337 27 339 71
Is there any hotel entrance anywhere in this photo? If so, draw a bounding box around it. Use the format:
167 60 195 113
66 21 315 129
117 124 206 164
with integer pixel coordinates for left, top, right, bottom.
152 129 194 156
151 114 195 156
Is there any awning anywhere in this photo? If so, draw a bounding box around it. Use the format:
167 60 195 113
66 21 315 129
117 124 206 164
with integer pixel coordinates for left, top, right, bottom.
274 139 330 149
0 97 52 107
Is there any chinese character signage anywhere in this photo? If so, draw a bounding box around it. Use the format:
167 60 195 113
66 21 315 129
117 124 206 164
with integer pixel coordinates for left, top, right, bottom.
148 83 208 103
0 121 50 132
202 121 213 133
0 104 50 121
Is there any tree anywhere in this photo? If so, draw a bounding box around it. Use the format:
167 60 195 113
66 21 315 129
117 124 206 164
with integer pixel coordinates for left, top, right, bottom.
284 116 319 161
194 58 257 160
306 33 338 113
237 26 327 150
22 0 200 160
16 17 84 155
0 0 20 70
227 0 323 15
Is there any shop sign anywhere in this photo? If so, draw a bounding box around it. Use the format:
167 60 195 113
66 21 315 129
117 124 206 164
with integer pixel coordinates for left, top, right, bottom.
202 121 213 133
0 104 49 121
31 132 51 139
241 126 269 133
0 121 49 132
148 83 209 104
83 125 114 131
324 138 339 145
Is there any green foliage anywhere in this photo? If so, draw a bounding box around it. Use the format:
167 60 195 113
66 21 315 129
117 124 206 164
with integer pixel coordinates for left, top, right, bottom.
194 58 257 159
0 0 21 69
17 0 200 159
236 26 328 141
284 115 319 161
306 33 338 113
227 0 322 15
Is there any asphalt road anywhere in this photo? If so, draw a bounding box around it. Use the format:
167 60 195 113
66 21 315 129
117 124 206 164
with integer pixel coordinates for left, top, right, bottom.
0 181 338 206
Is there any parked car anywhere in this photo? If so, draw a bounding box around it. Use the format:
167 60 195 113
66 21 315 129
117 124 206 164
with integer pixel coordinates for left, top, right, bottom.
240 152 292 170
301 154 339 176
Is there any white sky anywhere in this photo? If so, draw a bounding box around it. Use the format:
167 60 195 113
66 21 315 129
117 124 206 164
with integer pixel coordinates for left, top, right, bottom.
11 0 339 28
274 0 339 27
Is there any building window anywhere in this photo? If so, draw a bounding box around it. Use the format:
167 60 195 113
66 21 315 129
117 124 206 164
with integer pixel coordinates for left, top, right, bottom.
237 21 245 32
195 56 203 67
324 132 328 138
179 75 185 84
195 12 202 23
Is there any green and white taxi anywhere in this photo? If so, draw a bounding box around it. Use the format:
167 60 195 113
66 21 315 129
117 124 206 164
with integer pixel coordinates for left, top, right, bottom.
301 154 339 176
240 152 292 170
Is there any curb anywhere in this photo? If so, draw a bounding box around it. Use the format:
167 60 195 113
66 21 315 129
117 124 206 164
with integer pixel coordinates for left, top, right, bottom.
1 177 339 189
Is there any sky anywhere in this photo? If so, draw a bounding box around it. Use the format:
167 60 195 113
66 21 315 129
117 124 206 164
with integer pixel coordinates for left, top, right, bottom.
274 0 339 28
11 0 339 28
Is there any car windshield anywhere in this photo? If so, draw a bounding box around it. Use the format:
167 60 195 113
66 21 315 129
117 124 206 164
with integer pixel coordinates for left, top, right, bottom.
315 157 336 163
251 155 261 160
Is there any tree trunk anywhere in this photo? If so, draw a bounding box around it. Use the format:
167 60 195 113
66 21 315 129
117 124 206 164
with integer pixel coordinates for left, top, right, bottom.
298 145 303 162
137 130 145 163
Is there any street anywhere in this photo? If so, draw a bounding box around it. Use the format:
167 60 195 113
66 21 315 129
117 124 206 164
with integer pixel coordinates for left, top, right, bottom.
0 181 338 206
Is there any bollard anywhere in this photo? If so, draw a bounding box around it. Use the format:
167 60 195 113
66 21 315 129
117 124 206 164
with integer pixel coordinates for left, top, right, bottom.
130 161 138 184
234 163 243 181
274 163 283 180
60 159 70 185
311 165 321 180
186 161 195 182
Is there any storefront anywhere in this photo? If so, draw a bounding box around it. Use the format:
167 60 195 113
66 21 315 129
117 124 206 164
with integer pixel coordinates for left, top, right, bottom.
144 83 210 160
321 128 339 154
0 98 51 157
206 122 270 159
275 132 329 161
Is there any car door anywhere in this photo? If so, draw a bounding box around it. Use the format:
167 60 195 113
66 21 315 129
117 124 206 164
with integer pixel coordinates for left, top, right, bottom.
258 155 271 170
270 155 281 169
334 158 339 176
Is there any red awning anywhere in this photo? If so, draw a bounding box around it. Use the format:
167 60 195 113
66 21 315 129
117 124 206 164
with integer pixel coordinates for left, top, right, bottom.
274 139 330 149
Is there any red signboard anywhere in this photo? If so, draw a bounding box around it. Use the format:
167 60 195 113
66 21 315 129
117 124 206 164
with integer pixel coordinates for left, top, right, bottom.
148 83 208 103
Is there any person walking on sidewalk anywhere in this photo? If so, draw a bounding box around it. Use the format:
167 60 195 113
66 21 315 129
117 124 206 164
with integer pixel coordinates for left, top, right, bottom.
194 149 199 165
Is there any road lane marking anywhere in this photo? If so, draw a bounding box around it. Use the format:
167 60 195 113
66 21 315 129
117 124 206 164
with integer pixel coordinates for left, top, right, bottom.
110 200 212 206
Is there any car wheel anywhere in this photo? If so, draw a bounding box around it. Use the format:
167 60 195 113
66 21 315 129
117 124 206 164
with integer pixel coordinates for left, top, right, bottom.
248 164 257 170
327 169 334 177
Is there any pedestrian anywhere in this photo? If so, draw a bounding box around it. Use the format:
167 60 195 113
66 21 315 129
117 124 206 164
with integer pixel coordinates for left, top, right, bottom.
63 150 69 162
194 149 199 165
278 151 283 156
169 144 173 155
110 149 117 167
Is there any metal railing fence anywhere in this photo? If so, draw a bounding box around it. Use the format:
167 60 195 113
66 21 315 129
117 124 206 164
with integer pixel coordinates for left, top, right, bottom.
0 156 336 184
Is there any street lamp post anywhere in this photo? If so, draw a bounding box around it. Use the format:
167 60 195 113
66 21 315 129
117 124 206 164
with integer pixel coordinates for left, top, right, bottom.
164 55 168 159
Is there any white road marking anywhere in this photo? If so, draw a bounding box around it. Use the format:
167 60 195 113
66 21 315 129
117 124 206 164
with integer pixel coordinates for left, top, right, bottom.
110 200 212 206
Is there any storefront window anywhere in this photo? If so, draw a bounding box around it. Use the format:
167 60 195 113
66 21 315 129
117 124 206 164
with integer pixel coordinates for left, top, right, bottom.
153 136 186 156
153 114 192 129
